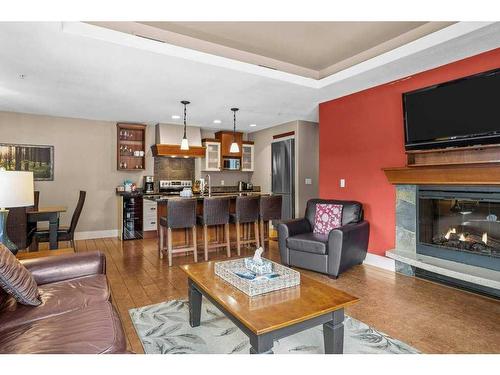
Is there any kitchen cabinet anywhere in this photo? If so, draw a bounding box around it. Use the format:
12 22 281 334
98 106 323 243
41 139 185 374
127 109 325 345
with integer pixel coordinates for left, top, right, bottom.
143 199 158 232
202 139 221 171
241 142 255 171
216 131 243 158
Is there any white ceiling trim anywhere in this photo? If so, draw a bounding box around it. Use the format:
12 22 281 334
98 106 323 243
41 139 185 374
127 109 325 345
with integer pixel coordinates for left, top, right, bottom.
61 22 318 88
317 21 496 88
62 21 496 91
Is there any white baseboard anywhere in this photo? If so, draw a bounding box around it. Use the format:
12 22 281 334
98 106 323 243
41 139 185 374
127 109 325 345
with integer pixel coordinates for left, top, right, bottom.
363 252 395 272
74 230 119 240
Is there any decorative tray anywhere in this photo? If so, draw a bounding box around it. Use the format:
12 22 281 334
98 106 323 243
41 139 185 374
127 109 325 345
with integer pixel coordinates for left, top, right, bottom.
214 258 300 297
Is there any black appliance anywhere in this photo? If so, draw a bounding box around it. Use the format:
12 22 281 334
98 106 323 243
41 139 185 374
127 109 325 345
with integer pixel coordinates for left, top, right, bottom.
122 195 143 240
403 68 500 150
238 181 253 191
223 158 240 170
143 176 154 194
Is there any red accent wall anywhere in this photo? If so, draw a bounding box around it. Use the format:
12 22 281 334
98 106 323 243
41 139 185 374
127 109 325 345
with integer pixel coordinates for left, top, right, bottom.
319 48 500 256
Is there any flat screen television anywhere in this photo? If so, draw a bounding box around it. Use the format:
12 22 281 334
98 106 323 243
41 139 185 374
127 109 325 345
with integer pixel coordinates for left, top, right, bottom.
403 68 500 150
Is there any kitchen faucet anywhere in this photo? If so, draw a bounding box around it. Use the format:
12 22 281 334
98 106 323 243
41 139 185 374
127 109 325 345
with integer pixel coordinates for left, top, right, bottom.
205 174 211 197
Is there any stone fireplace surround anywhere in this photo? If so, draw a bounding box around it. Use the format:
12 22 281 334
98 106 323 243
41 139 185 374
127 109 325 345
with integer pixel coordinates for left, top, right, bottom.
387 184 500 297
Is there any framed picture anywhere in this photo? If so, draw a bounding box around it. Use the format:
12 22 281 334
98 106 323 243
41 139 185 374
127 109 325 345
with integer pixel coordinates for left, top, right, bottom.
0 143 54 181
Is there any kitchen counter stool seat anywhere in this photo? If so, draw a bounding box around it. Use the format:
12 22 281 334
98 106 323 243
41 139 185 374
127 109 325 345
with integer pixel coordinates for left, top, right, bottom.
259 195 282 251
197 197 231 261
229 196 260 255
159 199 197 266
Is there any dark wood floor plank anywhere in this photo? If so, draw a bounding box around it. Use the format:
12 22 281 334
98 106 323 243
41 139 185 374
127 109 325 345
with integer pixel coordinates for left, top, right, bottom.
73 236 499 354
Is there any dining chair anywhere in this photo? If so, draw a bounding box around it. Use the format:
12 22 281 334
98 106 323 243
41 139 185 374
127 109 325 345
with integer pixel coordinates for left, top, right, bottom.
32 190 86 249
6 190 40 253
259 195 282 251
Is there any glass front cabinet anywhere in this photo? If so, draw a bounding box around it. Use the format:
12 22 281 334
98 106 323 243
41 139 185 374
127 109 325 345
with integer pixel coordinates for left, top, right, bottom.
202 140 221 171
241 142 254 172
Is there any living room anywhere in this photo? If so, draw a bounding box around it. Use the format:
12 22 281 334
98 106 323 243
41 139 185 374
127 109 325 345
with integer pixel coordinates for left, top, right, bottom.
0 0 499 373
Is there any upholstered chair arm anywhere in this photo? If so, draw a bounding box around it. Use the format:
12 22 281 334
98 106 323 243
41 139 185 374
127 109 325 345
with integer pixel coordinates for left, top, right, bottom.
278 219 312 265
21 251 106 285
327 221 370 277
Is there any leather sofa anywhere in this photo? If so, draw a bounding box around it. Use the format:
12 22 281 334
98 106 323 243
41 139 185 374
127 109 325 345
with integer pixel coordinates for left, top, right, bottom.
0 251 128 354
278 199 370 278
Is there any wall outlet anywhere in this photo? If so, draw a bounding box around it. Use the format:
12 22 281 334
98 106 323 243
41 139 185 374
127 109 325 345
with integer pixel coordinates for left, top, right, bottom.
220 180 225 186
305 178 312 185
340 178 346 188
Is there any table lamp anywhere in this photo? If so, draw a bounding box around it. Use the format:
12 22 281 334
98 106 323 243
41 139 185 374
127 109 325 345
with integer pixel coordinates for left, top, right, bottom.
0 170 34 253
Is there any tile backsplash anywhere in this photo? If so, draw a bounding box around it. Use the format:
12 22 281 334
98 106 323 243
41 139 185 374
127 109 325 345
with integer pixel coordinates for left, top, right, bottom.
154 157 195 182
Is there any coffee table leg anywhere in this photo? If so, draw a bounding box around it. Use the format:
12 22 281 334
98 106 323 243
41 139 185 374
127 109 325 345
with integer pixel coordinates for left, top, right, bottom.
249 334 273 354
188 279 202 327
323 309 344 354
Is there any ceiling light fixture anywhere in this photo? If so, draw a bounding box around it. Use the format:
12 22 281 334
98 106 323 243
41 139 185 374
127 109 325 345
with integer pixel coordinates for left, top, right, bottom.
249 124 257 127
171 115 180 120
230 108 240 154
180 100 190 151
213 119 222 124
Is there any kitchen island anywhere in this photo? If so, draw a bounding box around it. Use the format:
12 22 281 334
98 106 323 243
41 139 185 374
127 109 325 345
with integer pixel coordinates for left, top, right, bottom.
145 192 268 252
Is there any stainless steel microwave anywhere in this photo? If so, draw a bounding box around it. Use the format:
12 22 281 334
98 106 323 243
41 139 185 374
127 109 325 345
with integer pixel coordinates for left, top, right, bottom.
223 158 240 170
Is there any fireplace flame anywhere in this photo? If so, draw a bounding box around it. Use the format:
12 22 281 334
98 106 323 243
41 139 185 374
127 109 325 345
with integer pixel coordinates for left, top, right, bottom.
459 233 466 241
482 232 488 244
444 228 456 240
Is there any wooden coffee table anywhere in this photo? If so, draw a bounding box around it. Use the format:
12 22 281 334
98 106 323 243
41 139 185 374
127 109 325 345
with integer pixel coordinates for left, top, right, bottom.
180 261 359 354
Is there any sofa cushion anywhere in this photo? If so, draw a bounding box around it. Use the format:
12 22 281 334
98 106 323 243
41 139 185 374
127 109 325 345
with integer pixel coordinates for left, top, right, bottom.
0 244 40 306
0 274 110 333
313 204 342 234
0 302 127 354
287 232 329 255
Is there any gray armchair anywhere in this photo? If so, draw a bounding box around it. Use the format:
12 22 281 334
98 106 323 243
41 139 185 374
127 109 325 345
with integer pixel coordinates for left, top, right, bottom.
278 199 370 278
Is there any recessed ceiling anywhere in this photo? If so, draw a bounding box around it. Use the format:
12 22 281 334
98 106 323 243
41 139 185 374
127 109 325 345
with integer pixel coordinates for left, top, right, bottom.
0 22 499 132
93 21 455 78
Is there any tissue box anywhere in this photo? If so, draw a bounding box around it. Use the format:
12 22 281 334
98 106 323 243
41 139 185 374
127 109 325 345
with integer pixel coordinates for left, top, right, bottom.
244 257 273 275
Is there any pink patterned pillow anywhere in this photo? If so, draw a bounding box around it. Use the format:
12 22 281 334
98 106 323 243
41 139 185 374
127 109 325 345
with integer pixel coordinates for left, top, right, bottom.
313 204 343 234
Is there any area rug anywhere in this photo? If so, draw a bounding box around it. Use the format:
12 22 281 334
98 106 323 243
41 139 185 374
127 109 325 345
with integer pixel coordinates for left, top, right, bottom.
129 299 419 354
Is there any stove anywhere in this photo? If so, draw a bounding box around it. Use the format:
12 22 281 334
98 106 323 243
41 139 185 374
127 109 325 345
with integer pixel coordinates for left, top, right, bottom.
159 180 192 195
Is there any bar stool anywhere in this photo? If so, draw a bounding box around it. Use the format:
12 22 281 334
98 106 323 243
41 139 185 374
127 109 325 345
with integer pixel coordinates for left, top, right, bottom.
197 197 231 261
259 195 283 251
230 196 260 255
159 199 197 267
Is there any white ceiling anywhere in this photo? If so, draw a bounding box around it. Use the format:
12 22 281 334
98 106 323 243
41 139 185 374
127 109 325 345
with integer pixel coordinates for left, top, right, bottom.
0 22 499 132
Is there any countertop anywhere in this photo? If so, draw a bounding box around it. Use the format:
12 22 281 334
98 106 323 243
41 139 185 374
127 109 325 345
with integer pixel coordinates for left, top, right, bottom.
143 192 267 203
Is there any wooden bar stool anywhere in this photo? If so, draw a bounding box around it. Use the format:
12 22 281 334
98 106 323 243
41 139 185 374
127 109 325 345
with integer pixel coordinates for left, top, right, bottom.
259 195 282 251
230 196 260 256
197 197 231 261
159 199 197 266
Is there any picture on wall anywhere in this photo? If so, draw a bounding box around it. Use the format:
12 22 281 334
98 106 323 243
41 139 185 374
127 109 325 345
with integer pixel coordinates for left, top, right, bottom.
0 143 54 181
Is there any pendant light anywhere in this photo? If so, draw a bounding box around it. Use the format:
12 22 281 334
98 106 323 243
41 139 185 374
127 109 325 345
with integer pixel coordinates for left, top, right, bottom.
180 100 190 150
230 107 240 153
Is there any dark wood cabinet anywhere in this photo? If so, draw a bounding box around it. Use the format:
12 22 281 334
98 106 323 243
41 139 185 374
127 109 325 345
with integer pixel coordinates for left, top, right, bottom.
117 123 146 171
216 131 243 158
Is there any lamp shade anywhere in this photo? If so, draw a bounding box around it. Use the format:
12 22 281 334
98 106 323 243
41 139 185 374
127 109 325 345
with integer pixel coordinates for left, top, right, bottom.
180 137 189 150
0 171 34 208
229 142 240 153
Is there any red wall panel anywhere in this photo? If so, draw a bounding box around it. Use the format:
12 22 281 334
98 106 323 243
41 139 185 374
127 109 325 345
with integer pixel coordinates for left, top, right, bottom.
319 48 500 256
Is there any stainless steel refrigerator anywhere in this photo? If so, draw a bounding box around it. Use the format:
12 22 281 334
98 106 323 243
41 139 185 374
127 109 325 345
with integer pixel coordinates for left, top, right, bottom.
272 138 295 220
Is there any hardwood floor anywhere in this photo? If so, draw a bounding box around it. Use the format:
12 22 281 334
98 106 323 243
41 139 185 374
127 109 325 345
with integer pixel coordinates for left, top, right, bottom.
67 237 499 354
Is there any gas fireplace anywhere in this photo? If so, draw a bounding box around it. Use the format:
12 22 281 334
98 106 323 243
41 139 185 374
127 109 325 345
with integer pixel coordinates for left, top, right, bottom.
418 186 500 272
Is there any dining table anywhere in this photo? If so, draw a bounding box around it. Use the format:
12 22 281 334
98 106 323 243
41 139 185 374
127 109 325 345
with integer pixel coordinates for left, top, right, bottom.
27 206 67 250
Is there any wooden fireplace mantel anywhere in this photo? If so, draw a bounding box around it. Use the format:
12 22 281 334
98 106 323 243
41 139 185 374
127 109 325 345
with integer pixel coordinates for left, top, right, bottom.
383 165 500 185
383 143 500 185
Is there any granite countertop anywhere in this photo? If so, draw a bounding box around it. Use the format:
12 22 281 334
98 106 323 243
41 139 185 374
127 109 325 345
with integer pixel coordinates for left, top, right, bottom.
143 192 268 203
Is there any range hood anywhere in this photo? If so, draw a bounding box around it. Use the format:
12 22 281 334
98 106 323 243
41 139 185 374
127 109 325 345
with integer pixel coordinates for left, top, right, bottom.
152 123 205 158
